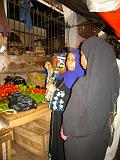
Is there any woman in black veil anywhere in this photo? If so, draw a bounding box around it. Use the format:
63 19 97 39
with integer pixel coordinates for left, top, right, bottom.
62 36 120 160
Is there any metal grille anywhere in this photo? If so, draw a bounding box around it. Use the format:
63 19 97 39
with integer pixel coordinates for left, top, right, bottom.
7 0 65 55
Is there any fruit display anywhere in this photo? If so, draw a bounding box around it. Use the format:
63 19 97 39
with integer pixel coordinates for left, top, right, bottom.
0 81 46 112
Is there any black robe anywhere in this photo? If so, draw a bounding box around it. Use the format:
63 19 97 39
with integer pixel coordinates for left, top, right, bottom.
49 79 70 160
63 36 120 160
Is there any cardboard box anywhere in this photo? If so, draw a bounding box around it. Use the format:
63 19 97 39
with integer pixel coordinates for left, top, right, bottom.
53 54 67 71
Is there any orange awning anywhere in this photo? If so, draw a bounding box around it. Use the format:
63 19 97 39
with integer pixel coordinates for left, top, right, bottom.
98 7 120 38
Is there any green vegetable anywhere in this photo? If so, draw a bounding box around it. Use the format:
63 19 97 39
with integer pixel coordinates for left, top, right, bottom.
0 101 9 112
21 91 45 104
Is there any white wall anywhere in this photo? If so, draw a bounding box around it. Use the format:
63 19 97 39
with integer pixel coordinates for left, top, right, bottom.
62 5 86 48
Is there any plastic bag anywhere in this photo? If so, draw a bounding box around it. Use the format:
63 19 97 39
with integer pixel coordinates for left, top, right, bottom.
8 92 37 111
4 76 26 85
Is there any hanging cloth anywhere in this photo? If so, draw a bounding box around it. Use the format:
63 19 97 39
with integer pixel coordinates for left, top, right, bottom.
0 0 11 36
86 0 120 12
98 7 120 38
20 0 32 30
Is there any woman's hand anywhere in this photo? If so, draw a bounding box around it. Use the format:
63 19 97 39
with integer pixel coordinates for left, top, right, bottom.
60 127 69 141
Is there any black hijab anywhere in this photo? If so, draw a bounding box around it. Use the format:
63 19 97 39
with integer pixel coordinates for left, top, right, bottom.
63 36 120 145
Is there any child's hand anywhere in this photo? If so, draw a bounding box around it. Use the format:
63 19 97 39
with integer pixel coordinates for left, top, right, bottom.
45 82 56 101
46 82 56 93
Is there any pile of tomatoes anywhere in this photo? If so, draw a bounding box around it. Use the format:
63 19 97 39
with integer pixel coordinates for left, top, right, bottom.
0 83 46 98
0 83 19 97
26 88 46 94
18 83 46 94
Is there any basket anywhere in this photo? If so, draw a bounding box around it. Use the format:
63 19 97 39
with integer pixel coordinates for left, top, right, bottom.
27 72 47 87
77 24 99 38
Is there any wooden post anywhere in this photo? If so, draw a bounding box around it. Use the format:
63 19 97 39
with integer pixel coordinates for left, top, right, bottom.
6 140 11 160
0 128 12 160
0 143 2 160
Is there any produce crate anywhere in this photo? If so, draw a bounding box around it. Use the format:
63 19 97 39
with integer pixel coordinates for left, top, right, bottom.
13 119 50 159
0 128 12 160
27 72 47 88
0 97 7 103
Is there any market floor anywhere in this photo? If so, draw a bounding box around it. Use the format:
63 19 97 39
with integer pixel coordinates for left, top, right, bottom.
114 141 120 160
11 142 47 160
12 141 120 160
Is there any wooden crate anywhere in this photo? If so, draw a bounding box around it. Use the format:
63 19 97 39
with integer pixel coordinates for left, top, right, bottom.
39 109 51 122
13 119 50 159
0 128 12 160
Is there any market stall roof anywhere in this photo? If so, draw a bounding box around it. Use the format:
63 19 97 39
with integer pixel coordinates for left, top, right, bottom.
37 0 102 23
55 0 120 55
56 0 103 23
56 0 118 36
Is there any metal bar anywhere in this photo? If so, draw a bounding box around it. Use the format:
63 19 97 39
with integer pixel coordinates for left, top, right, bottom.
7 0 65 55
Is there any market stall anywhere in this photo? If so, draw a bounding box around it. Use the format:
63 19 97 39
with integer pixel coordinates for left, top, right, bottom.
0 58 52 160
1 103 51 128
0 128 12 160
0 103 51 160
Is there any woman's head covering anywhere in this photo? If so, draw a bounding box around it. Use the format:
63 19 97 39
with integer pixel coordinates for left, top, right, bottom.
57 49 84 89
81 36 120 145
81 36 119 97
